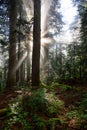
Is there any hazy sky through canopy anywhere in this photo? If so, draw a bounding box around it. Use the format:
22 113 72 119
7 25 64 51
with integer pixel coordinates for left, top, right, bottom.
61 0 78 25
59 0 78 43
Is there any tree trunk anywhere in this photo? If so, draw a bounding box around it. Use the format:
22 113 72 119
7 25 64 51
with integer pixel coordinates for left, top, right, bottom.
20 50 25 84
16 7 21 83
32 0 41 88
6 0 17 88
43 46 49 81
27 45 31 85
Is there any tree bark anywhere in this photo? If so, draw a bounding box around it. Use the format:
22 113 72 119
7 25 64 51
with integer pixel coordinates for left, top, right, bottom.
6 0 17 88
20 50 25 84
27 44 31 84
32 0 41 87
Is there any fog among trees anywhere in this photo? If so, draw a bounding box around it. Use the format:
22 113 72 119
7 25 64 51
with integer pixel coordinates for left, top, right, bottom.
0 0 87 129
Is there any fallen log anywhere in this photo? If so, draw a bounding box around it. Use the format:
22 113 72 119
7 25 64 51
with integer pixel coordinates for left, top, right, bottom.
0 108 10 117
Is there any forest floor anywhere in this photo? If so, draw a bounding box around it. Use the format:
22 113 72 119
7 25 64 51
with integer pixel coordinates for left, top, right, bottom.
0 81 87 130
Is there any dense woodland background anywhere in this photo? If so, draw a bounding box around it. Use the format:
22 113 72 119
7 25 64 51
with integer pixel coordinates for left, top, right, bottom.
0 0 87 130
0 0 87 88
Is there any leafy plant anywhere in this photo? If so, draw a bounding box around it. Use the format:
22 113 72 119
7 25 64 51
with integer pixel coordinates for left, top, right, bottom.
66 110 80 120
78 94 87 120
31 115 46 130
0 80 6 93
23 88 48 114
45 92 64 116
40 82 56 91
6 112 31 130
5 95 31 130
47 100 64 116
47 118 64 130
57 83 72 91
79 94 87 110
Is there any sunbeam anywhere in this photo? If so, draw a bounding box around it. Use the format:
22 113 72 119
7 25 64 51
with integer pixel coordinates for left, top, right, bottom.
15 0 55 79
15 51 27 71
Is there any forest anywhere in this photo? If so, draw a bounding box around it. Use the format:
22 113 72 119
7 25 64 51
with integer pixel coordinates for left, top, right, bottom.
0 0 87 129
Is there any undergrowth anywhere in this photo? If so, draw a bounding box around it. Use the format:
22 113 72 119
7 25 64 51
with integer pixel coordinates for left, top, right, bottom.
3 86 65 130
2 82 87 130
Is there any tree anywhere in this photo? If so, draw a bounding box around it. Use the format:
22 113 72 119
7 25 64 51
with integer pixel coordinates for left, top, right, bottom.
48 0 63 36
32 0 41 87
0 1 9 86
72 0 87 79
6 0 17 88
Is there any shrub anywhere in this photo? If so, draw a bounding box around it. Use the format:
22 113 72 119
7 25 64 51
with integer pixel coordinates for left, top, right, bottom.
23 88 48 114
45 92 64 116
31 115 46 130
5 96 31 130
66 110 80 120
47 118 64 130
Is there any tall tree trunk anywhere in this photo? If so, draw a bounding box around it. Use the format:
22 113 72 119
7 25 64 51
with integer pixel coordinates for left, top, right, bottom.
16 35 21 83
43 46 49 81
19 47 26 85
27 44 31 85
6 0 17 88
16 7 21 83
32 0 41 87
41 22 49 83
58 44 62 79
